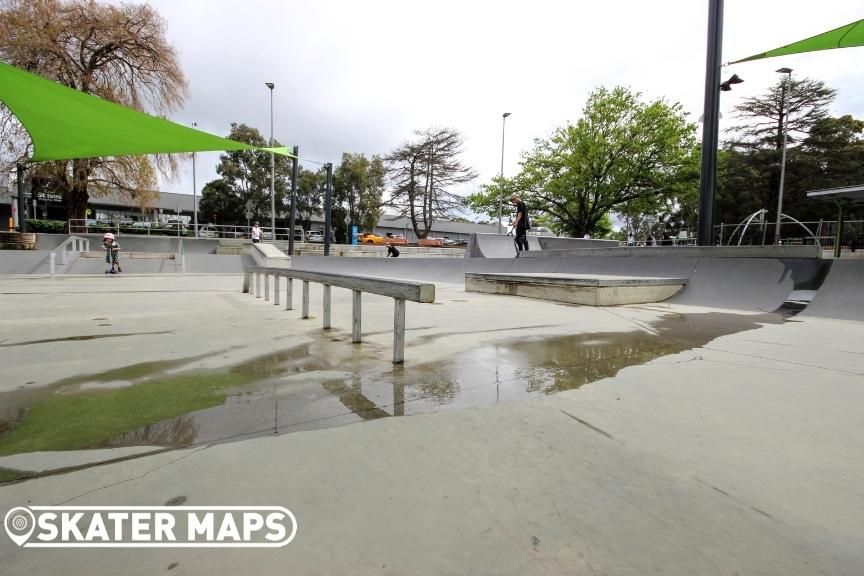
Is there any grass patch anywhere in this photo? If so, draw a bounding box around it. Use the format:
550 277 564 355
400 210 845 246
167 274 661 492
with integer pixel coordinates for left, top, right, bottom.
0 372 253 455
0 467 30 483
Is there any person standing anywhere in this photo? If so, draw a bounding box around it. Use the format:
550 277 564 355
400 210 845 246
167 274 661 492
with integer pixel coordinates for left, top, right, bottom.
251 222 263 243
511 194 530 257
102 233 122 274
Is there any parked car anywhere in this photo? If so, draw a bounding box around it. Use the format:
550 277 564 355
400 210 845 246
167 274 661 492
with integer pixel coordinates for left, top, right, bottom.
442 237 467 247
131 221 152 229
418 237 443 247
360 233 406 245
307 230 324 243
162 219 188 232
197 225 219 238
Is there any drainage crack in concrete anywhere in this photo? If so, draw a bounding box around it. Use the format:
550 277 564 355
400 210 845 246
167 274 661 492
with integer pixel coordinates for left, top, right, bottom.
559 410 615 440
693 478 776 521
56 445 212 505
702 346 864 377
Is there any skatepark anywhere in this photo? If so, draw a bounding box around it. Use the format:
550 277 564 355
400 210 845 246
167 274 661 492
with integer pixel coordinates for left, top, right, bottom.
0 233 862 575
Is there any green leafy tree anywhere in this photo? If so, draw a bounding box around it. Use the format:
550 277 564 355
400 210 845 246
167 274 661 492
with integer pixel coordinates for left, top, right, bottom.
717 75 862 227
200 123 292 226
198 179 242 224
294 166 325 232
0 0 186 222
469 86 697 237
333 153 385 233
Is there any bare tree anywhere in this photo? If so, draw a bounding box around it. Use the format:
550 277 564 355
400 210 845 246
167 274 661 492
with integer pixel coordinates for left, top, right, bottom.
0 0 188 222
385 127 476 238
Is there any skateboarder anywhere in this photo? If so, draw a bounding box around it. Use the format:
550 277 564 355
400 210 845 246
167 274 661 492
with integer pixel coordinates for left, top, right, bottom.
510 194 530 257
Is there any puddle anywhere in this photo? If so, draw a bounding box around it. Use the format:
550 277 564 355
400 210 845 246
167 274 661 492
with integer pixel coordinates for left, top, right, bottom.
0 311 784 461
91 311 783 451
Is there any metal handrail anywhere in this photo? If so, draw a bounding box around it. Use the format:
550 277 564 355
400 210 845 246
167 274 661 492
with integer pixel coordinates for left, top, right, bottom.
49 235 90 275
176 238 186 274
243 266 435 363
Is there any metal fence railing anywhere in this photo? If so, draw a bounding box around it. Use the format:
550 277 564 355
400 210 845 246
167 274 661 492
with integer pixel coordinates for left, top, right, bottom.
66 220 305 241
715 219 863 251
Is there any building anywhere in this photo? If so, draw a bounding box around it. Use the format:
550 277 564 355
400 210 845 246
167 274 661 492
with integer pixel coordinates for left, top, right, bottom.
1 186 499 241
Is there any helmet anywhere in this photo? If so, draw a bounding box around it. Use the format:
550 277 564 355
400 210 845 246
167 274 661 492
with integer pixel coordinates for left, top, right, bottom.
103 232 115 241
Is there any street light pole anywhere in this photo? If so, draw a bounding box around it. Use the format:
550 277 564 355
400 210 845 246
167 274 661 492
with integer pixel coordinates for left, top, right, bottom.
266 82 275 241
774 68 793 244
192 122 198 238
497 112 511 234
697 0 723 246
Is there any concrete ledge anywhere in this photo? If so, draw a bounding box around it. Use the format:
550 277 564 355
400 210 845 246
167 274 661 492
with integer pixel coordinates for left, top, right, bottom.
523 245 822 259
252 242 291 269
466 272 687 306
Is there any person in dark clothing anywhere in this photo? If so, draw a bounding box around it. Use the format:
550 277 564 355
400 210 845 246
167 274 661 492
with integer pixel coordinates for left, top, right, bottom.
386 243 400 257
511 194 530 257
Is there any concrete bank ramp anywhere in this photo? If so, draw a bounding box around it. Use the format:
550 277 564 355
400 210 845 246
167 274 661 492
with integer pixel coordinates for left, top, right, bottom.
800 260 864 321
466 233 618 258
291 254 824 313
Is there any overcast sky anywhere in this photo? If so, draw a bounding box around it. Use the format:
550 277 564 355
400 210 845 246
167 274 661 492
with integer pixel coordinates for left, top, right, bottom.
145 0 863 206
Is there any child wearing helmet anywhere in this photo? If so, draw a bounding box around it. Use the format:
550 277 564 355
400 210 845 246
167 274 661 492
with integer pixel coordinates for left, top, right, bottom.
102 233 122 274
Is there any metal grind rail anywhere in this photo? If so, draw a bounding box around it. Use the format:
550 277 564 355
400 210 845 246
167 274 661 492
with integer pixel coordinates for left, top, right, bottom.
49 235 90 275
243 267 436 363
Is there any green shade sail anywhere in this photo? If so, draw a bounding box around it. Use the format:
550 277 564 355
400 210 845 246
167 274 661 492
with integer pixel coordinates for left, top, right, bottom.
0 61 294 162
732 19 864 64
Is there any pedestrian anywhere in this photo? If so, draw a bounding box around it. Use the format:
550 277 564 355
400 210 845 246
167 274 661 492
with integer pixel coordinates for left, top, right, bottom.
647 234 657 247
102 232 122 274
510 194 530 257
386 243 400 258
251 222 263 243
627 233 635 247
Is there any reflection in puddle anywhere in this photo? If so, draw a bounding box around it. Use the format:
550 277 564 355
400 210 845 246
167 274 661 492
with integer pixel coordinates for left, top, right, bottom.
99 311 782 450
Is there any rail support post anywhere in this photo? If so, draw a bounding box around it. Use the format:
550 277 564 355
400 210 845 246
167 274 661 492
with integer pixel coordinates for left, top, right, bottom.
286 278 293 310
274 275 280 305
393 298 406 364
323 285 331 329
256 272 262 298
352 290 362 343
302 281 310 319
264 273 270 301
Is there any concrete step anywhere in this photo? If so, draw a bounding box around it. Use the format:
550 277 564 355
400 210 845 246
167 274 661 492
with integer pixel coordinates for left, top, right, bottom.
465 272 688 306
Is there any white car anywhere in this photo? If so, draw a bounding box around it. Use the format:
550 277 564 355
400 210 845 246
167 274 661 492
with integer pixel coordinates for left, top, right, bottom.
306 231 324 243
197 226 219 238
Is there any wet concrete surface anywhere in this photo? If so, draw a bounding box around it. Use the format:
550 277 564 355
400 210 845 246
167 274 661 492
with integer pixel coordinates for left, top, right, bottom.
90 310 784 450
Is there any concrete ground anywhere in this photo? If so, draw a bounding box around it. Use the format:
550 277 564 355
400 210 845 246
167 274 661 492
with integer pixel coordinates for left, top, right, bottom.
0 273 862 574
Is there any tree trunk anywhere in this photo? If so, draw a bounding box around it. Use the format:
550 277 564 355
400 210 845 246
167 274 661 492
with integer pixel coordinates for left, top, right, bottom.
66 159 92 223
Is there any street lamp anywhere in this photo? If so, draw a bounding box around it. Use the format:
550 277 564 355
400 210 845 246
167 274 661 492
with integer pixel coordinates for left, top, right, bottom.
774 67 793 244
266 82 275 241
192 122 198 238
497 112 511 234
